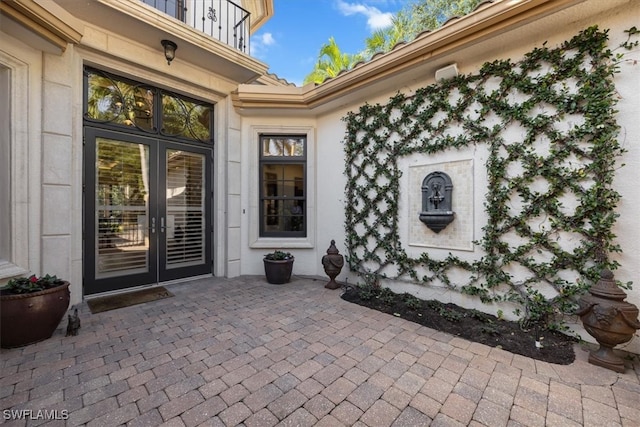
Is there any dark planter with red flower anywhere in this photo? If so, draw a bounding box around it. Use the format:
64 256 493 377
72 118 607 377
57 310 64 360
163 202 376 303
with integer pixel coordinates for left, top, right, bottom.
1 275 71 348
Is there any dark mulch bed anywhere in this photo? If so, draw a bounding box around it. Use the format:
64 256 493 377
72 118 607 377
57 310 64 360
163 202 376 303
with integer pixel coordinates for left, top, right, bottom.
341 285 577 365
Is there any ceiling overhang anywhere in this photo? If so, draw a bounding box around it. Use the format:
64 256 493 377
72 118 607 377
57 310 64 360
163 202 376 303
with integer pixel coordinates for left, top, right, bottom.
53 0 268 84
0 0 83 53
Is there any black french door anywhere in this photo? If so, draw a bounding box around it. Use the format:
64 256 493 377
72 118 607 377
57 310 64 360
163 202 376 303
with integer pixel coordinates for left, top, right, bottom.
84 128 212 295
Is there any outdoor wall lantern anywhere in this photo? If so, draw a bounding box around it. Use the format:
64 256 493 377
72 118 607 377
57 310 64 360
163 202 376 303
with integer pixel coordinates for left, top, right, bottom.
419 171 454 233
161 39 178 65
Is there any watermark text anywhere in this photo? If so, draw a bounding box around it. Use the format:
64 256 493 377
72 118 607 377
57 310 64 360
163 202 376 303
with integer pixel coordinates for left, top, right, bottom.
3 409 69 421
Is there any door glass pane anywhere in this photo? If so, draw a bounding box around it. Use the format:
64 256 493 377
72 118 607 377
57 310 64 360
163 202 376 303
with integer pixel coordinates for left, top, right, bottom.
86 69 154 131
162 93 212 142
96 139 150 278
166 150 205 268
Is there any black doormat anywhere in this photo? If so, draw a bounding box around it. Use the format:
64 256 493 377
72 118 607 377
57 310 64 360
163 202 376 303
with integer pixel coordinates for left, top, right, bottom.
87 286 174 314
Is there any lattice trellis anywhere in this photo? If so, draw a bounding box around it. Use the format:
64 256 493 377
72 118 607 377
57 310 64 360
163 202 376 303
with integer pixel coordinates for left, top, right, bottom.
343 27 627 328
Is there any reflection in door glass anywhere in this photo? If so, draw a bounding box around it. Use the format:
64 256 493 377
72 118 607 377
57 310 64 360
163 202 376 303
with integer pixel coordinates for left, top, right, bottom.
96 139 150 277
166 150 205 268
86 70 155 131
162 93 212 142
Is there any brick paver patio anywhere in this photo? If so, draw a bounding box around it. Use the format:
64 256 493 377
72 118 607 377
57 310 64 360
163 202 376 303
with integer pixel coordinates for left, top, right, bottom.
1 276 639 426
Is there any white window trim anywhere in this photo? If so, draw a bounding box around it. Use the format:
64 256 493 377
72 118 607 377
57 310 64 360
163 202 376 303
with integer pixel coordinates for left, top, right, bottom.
249 125 315 249
0 48 37 280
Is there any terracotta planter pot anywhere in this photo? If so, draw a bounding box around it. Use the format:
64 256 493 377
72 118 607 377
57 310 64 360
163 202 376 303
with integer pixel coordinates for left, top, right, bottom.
263 258 294 284
0 282 70 348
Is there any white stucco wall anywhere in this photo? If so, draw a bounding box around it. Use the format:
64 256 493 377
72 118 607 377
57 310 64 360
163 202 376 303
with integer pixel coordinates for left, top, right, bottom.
41 49 82 306
238 117 319 276
0 30 83 304
301 0 640 353
605 7 640 354
1 16 246 305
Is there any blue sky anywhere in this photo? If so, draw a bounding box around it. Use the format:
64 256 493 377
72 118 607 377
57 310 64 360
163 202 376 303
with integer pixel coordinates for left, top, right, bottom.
250 0 404 86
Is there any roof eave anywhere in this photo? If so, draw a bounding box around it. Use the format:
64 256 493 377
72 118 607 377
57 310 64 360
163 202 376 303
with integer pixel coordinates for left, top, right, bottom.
0 0 83 52
246 0 274 34
233 0 587 114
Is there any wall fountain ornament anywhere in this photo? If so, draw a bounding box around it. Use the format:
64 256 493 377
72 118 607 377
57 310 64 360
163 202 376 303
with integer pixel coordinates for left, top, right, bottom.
577 269 640 372
419 171 454 233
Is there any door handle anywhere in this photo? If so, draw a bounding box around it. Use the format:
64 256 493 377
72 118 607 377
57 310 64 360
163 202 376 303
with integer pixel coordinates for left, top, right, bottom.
160 217 174 233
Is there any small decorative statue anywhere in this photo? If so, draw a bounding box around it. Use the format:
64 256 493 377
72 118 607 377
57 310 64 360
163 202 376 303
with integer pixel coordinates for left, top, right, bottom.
66 307 81 337
577 269 640 372
322 240 344 290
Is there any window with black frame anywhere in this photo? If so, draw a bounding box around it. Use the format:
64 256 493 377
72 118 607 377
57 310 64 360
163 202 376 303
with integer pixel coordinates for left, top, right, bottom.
259 135 306 237
84 67 213 144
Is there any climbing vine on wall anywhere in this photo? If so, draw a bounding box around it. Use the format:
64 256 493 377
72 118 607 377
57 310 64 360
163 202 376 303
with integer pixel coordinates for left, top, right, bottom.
343 26 638 330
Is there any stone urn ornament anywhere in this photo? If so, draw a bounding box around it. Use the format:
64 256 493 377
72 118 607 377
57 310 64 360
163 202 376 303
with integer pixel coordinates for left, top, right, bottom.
322 240 344 289
577 269 640 372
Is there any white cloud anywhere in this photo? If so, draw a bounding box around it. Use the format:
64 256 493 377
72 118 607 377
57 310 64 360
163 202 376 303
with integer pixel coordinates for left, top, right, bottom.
335 0 393 32
259 32 276 46
251 32 276 59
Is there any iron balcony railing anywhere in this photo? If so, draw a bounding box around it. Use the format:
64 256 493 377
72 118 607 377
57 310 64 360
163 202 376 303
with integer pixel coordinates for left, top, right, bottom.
143 0 250 53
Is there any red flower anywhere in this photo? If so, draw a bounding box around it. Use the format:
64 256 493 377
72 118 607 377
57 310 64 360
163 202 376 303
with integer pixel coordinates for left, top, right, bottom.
29 275 38 283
